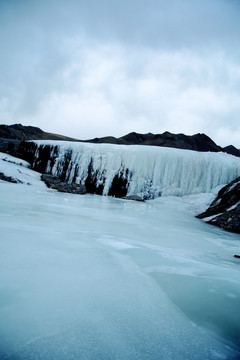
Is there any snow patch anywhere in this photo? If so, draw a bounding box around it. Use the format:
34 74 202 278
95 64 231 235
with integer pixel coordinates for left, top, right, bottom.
227 201 240 211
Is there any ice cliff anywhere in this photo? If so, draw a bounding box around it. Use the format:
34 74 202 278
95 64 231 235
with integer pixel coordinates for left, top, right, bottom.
24 141 240 199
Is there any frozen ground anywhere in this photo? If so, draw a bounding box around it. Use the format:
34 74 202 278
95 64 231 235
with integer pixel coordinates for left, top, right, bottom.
0 153 240 360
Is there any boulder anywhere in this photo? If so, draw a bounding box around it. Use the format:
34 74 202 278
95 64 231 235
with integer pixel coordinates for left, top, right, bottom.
122 195 145 202
41 174 87 195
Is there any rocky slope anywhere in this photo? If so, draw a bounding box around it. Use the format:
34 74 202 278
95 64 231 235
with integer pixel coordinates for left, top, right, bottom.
197 177 240 234
0 124 78 141
0 124 79 157
90 131 223 152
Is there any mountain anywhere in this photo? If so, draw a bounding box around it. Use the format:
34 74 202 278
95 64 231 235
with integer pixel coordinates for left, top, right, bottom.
0 124 239 156
90 131 222 152
223 145 240 157
0 123 79 141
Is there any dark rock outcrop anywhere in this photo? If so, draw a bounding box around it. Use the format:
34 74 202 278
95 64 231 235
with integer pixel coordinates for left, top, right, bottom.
0 138 22 157
206 207 240 233
197 177 240 233
0 172 23 184
122 195 145 202
41 174 87 194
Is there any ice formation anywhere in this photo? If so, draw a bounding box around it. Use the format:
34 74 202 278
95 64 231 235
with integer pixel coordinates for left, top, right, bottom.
1 153 240 359
31 141 240 198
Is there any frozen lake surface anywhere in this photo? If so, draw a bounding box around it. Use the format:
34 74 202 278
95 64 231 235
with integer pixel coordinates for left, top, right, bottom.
0 153 240 359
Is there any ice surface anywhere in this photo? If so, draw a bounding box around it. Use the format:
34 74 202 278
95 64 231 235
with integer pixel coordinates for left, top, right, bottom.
33 141 240 198
0 152 44 187
1 155 240 359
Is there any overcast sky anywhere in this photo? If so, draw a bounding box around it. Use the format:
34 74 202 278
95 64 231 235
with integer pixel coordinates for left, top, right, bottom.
0 0 240 146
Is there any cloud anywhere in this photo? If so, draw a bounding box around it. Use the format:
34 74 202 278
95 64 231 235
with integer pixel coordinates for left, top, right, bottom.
0 0 240 147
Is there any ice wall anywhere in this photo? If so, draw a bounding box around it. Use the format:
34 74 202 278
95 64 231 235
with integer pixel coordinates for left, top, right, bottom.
31 141 240 199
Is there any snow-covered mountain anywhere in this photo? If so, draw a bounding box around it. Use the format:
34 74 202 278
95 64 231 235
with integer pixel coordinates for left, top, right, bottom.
0 152 240 359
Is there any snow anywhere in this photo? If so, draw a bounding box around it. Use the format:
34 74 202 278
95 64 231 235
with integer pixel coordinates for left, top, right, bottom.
225 179 240 194
33 141 240 198
202 213 224 222
0 153 44 187
1 154 240 359
227 201 240 212
0 153 30 168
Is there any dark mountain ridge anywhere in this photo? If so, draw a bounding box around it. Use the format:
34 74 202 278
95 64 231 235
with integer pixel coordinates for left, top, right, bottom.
0 123 239 157
0 123 78 141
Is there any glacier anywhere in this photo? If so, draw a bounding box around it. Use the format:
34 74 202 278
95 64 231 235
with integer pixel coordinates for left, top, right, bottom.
28 141 240 199
1 153 240 359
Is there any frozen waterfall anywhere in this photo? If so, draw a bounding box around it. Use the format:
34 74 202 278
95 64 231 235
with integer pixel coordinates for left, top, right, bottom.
30 141 240 199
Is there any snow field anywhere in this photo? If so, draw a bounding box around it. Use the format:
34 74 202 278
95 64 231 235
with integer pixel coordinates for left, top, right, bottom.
0 152 240 359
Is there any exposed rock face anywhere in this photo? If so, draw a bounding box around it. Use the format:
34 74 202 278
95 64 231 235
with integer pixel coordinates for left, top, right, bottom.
197 177 240 233
0 138 22 157
207 207 240 234
41 174 87 194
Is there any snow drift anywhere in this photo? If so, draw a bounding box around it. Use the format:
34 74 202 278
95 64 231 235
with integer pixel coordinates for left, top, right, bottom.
28 141 240 199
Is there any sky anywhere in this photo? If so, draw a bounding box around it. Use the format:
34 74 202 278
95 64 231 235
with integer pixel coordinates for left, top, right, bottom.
0 0 240 147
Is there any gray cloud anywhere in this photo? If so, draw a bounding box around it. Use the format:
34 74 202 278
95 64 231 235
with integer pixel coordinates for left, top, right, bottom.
0 0 240 147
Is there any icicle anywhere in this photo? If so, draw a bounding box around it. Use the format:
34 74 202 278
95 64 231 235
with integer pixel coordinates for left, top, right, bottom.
31 141 240 199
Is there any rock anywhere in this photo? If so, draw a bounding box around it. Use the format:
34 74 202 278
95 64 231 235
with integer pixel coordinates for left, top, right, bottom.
197 176 240 233
41 174 87 195
41 174 61 187
0 172 22 184
122 195 145 202
234 255 240 259
205 205 240 233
